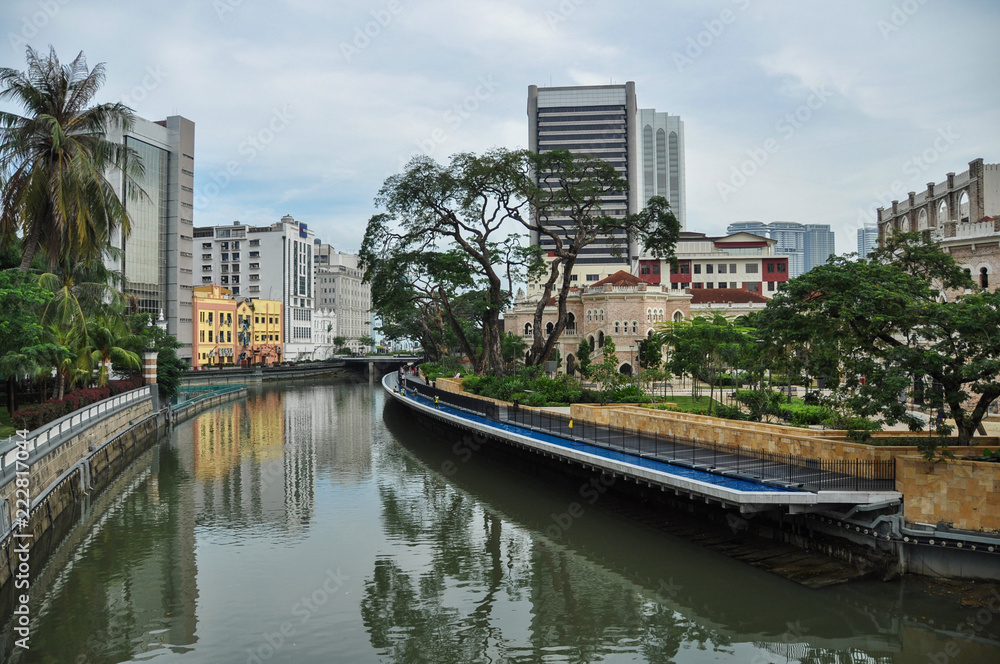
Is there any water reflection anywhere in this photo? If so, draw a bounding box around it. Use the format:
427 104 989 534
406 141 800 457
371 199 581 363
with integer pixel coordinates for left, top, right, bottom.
374 400 1000 663
0 439 198 663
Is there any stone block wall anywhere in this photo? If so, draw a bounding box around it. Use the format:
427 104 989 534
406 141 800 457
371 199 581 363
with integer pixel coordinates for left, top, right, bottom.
0 400 153 510
897 455 1000 533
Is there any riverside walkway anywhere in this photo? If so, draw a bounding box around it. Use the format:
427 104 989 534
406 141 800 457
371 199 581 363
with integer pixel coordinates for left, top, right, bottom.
385 374 901 515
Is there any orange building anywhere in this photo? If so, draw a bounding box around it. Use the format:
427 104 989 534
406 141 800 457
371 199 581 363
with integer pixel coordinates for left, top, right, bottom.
193 285 283 368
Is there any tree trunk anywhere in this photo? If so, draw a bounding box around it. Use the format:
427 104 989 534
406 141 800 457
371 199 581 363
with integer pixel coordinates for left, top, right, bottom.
18 222 42 271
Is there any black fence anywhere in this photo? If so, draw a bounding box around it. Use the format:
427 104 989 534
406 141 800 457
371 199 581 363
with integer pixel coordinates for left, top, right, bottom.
399 377 896 493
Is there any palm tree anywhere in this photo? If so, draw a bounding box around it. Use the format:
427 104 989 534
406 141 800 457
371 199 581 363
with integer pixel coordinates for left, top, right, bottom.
87 313 141 387
39 258 127 333
0 47 145 271
42 323 88 400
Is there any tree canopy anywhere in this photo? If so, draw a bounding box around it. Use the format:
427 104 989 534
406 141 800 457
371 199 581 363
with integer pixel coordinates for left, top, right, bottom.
756 233 997 447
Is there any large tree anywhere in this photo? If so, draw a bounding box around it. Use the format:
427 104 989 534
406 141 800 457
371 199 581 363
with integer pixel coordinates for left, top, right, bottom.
757 233 999 447
361 151 537 375
517 150 680 367
0 47 144 270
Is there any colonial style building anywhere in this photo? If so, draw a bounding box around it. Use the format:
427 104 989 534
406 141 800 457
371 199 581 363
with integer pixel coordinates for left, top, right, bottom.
505 270 692 375
877 158 1000 291
192 285 283 368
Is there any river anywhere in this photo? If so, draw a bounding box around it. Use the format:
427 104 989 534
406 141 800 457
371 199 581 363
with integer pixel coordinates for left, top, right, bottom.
3 379 999 663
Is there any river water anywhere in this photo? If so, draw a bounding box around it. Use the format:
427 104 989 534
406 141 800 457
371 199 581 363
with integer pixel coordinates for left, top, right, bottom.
3 379 1000 663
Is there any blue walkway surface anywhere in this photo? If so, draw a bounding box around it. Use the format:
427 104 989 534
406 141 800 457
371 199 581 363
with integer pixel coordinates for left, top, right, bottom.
400 390 797 494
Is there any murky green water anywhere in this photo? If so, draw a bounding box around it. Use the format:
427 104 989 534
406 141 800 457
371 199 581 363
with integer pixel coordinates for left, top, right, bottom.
3 380 1000 663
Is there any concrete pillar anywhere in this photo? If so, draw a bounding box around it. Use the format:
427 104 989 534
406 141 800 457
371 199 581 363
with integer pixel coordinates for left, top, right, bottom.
143 351 158 385
143 351 161 411
368 360 374 385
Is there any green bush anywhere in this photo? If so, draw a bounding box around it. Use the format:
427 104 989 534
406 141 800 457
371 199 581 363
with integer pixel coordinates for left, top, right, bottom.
713 403 750 421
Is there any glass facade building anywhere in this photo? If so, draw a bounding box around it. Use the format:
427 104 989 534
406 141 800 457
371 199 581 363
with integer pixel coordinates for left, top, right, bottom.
123 137 169 315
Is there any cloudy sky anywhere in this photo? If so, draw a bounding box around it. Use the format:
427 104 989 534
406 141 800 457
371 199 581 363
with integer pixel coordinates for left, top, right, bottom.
4 0 997 255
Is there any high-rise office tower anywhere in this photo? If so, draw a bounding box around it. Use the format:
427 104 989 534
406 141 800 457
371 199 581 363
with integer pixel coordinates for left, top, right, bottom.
638 109 686 229
527 83 639 276
106 115 196 362
857 223 878 258
803 224 836 272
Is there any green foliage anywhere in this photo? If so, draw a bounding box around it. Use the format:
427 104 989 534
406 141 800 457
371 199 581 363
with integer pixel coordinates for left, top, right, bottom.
588 338 622 405
756 233 997 449
575 339 592 378
1 47 144 271
462 369 583 406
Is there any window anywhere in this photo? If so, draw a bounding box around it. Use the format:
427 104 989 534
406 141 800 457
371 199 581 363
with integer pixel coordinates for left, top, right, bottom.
200 330 205 342
207 312 213 324
982 267 990 290
632 321 638 334
208 330 213 342
768 281 776 292
233 241 240 250
692 283 703 289
202 242 212 249
221 253 229 261
250 251 260 258
640 264 650 275
745 264 758 273
693 264 701 274
746 282 760 292
767 263 775 273
706 282 714 289
730 264 737 273
586 274 599 281
705 264 713 274
614 321 620 334
777 263 786 273
220 242 229 250
652 264 660 275
249 263 259 269
202 253 212 260
199 312 205 322
250 239 260 246
570 274 578 281
718 264 727 274
232 253 240 260
679 264 690 275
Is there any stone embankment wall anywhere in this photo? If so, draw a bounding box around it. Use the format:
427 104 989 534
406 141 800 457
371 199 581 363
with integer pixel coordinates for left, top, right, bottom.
897 456 1000 533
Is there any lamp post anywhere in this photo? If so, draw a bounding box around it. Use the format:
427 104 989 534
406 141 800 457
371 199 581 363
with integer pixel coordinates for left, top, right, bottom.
634 338 644 397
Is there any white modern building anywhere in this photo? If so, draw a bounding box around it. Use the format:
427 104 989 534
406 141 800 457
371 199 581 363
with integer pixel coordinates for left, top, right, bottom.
312 307 338 360
314 243 371 353
638 108 686 230
105 115 196 362
857 223 878 259
194 215 316 361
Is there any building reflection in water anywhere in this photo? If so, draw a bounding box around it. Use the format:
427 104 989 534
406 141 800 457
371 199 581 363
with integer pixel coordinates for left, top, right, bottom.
365 411 915 664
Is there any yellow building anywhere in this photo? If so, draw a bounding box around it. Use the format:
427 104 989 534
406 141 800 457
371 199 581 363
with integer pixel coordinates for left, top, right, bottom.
193 285 283 368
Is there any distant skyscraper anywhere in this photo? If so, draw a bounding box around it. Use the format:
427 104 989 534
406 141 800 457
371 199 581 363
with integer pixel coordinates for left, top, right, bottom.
527 82 639 272
106 115 196 362
638 109 686 229
725 221 835 278
803 224 836 272
857 223 878 258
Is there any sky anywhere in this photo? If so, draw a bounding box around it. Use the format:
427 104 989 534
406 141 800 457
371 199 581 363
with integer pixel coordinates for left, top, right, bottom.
3 0 997 256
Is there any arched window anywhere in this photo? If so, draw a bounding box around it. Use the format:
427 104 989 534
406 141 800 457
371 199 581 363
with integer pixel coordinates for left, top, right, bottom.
647 329 654 338
917 208 929 231
673 310 684 323
632 321 638 334
614 321 620 334
588 336 596 351
899 216 910 232
959 191 970 222
523 323 532 337
937 199 949 224
619 362 633 376
600 309 605 322
587 310 592 323
546 322 554 334
598 331 605 348
647 309 651 323
659 309 664 322
981 267 989 290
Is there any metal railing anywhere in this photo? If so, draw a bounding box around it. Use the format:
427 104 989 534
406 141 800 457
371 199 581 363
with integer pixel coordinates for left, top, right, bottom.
0 386 153 478
400 377 895 492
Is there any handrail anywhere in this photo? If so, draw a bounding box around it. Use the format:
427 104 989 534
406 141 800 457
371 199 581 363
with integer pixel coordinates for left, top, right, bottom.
0 386 153 478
